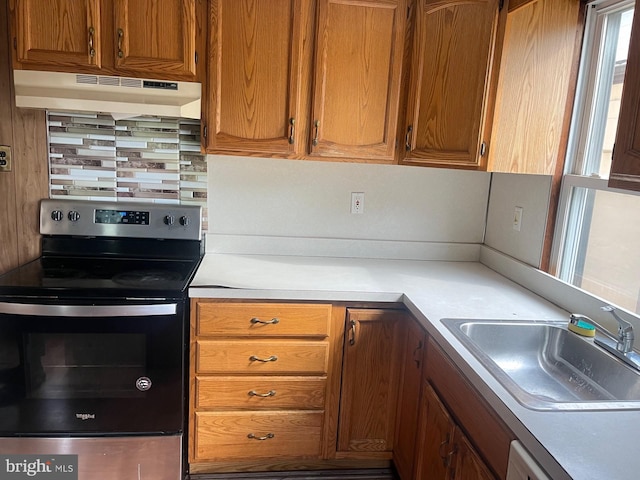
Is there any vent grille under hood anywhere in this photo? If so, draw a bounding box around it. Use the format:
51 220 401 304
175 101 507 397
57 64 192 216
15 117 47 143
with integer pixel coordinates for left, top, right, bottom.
14 70 201 119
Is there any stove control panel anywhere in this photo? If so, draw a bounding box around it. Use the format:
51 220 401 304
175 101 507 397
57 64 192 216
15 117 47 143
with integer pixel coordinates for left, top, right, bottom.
40 199 202 240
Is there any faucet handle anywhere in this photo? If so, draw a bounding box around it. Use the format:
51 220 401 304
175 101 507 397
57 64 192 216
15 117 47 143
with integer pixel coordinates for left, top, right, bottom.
601 305 634 333
601 305 634 352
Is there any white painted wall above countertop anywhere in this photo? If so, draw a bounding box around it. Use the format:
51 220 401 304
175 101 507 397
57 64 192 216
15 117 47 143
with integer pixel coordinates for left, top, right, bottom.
206 155 491 244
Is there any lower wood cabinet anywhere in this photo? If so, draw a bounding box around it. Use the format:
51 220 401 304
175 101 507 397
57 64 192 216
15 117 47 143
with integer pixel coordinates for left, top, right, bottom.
189 300 336 472
420 337 515 480
415 382 494 480
188 300 514 477
194 410 324 460
337 308 405 456
393 317 427 479
454 428 496 480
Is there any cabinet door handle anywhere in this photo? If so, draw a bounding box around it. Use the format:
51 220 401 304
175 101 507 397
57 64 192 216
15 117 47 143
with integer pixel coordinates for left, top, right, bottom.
312 120 320 146
250 317 280 325
247 433 275 441
249 355 278 363
117 28 124 58
349 319 356 346
445 445 457 469
405 125 413 151
438 433 451 465
288 117 295 144
413 340 423 368
88 27 96 58
248 390 276 397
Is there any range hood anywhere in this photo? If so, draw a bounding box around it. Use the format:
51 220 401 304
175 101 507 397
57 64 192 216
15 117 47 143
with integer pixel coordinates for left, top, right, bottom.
13 70 201 119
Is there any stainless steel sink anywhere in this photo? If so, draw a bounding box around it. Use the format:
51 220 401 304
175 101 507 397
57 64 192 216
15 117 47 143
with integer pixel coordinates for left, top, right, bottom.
442 319 640 410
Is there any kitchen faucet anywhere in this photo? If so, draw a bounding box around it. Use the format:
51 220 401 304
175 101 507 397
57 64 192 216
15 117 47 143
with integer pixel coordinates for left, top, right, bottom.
570 305 640 371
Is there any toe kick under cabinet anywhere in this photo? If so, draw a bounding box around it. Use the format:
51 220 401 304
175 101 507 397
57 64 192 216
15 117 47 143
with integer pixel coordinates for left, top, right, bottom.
189 301 341 473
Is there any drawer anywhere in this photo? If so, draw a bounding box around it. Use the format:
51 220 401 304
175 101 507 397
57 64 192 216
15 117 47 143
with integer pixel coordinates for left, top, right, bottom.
196 340 329 375
194 411 323 460
195 302 331 337
196 376 326 410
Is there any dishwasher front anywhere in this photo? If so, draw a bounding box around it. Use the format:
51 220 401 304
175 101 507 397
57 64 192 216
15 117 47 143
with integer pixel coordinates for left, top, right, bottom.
506 440 551 480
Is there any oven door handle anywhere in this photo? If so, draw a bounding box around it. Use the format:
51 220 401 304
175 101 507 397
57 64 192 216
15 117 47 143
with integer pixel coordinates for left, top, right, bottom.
0 302 177 317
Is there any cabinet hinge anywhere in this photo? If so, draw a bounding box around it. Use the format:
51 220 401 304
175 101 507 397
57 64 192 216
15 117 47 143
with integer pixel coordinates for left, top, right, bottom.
480 142 487 157
195 51 198 65
499 0 504 11
203 125 207 139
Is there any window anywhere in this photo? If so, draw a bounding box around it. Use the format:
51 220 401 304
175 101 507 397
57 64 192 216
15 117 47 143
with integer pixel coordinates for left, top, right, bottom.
552 0 640 313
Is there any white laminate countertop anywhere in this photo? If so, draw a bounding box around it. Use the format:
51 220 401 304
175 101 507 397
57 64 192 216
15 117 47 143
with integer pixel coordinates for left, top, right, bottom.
189 251 640 480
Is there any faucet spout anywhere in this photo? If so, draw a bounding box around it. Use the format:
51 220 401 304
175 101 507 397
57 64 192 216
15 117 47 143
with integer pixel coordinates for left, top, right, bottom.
570 309 640 371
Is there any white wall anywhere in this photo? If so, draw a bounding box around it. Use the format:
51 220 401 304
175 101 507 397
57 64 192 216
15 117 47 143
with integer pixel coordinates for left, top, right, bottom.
484 173 552 267
207 155 491 244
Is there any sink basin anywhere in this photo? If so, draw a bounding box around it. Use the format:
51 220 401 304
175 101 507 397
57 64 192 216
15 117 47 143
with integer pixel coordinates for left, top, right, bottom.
442 319 640 410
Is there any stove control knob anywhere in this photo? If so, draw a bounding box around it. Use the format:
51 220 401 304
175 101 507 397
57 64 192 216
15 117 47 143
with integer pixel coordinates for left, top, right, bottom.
51 210 64 222
136 376 152 392
163 214 175 226
179 215 190 226
68 211 80 222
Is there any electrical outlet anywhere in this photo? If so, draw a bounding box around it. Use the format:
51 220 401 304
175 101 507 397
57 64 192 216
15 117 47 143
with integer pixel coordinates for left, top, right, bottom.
513 206 523 232
351 192 364 214
0 146 11 172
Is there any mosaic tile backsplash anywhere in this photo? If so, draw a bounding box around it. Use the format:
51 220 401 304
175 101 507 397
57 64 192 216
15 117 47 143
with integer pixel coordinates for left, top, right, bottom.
47 112 208 230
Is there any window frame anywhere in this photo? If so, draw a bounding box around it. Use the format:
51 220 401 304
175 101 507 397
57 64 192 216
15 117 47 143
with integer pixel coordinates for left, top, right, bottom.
550 0 638 283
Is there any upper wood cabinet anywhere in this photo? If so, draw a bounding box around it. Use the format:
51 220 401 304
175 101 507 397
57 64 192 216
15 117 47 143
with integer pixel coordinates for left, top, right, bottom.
487 0 582 174
307 0 407 162
205 0 310 156
609 5 640 192
11 0 102 69
10 0 204 81
400 0 506 169
204 0 407 163
112 0 198 78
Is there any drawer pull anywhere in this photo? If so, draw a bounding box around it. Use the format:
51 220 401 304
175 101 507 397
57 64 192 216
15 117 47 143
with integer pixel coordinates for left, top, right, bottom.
250 317 280 325
249 355 278 363
248 390 276 398
247 433 275 441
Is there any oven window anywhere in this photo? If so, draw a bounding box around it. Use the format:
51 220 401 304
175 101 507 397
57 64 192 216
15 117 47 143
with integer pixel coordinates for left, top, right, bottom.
24 333 146 399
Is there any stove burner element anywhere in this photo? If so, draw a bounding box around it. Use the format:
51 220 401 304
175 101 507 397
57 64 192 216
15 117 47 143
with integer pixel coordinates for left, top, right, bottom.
43 268 86 279
112 270 183 286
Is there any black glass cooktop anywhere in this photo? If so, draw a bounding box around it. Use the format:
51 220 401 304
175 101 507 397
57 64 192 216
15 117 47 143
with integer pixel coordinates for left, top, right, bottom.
0 255 200 298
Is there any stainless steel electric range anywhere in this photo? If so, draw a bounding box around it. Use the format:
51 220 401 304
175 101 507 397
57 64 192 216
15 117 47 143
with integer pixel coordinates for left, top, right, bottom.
0 199 203 480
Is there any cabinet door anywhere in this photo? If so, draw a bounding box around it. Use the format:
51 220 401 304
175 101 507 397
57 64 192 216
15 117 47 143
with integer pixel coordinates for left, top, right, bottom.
414 382 456 480
112 0 197 79
12 0 101 69
453 428 496 480
609 7 640 192
309 0 406 162
402 0 503 168
338 309 404 453
205 0 309 156
393 319 426 479
487 0 582 174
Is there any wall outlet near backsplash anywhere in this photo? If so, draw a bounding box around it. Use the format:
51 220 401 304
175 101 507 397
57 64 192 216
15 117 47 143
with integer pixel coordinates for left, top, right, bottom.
0 146 11 172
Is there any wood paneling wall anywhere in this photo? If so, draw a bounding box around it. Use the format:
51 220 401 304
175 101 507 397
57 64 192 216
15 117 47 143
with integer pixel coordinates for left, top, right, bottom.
0 0 48 275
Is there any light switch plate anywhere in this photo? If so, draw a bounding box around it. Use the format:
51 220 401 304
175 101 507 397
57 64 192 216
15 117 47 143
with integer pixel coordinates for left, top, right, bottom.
513 206 523 231
0 146 11 172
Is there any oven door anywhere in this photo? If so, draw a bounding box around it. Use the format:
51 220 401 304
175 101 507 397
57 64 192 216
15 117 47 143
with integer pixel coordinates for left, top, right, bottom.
0 300 185 436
